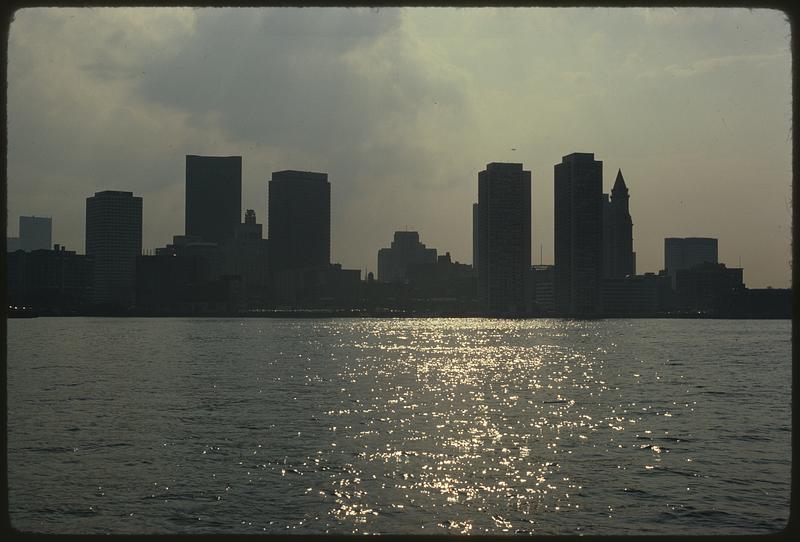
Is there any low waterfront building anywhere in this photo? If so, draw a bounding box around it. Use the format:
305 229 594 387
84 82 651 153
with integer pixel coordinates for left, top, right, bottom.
601 274 664 316
674 262 744 314
7 246 93 311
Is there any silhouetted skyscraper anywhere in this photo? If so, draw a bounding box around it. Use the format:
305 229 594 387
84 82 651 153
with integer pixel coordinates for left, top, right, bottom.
268 170 330 271
185 155 242 244
19 216 52 251
85 190 142 306
476 162 531 314
664 237 718 289
377 231 437 282
472 203 479 267
602 169 635 278
554 152 603 315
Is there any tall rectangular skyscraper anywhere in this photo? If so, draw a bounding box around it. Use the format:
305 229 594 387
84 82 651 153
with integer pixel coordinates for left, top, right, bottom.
472 202 479 267
19 215 52 251
85 190 142 306
185 155 242 244
476 162 531 314
554 152 603 315
268 170 330 271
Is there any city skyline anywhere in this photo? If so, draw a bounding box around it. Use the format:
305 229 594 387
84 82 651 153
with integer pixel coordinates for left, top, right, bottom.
6 7 791 288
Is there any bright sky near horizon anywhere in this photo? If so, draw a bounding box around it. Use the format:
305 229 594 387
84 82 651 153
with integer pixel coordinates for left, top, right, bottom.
6 7 792 288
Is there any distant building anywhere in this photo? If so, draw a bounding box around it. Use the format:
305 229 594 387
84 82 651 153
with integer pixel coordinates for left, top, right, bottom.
674 262 744 314
377 231 437 283
7 237 21 252
664 237 718 289
472 203 479 267
531 265 555 314
224 209 271 308
135 253 212 312
156 235 223 272
602 170 635 278
319 264 363 307
185 155 242 244
268 170 330 271
601 274 663 316
7 246 93 310
476 162 531 315
236 209 262 241
142 220 264 313
154 235 228 301
406 252 476 302
19 216 52 252
272 264 360 307
554 153 603 315
736 288 791 318
85 190 142 307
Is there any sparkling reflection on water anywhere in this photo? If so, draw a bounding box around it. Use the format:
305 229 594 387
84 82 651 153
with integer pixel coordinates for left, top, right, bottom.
7 318 791 534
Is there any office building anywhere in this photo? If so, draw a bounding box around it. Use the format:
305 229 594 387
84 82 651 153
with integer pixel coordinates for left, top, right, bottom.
268 170 330 271
531 265 555 314
554 152 603 315
602 170 635 278
472 203 479 267
185 155 242 244
7 246 93 310
674 262 743 314
406 252 475 301
737 288 791 318
377 231 437 283
664 237 718 289
144 220 263 313
476 162 531 314
135 253 213 312
19 216 52 252
225 209 271 308
601 274 662 316
85 190 143 307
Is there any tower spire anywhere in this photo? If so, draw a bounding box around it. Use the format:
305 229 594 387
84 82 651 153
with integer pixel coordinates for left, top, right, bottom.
613 169 627 191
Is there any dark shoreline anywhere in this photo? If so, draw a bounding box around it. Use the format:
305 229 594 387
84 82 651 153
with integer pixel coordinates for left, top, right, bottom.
8 310 792 320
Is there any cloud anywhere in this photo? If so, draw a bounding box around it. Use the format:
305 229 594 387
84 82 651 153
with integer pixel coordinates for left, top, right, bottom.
637 51 787 80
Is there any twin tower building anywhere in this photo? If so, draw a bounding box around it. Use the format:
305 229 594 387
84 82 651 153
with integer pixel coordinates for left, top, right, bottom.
475 153 634 316
184 155 330 270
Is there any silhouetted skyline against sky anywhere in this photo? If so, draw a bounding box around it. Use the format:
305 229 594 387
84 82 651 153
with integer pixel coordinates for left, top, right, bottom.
7 7 791 288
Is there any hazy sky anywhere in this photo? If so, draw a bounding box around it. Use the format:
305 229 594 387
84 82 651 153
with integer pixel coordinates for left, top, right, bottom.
7 7 792 288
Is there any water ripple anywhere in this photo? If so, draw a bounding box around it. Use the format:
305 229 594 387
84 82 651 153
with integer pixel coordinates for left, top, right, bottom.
7 317 791 535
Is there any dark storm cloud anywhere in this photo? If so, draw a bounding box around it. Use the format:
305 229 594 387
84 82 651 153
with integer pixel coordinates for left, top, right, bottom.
137 9 410 150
